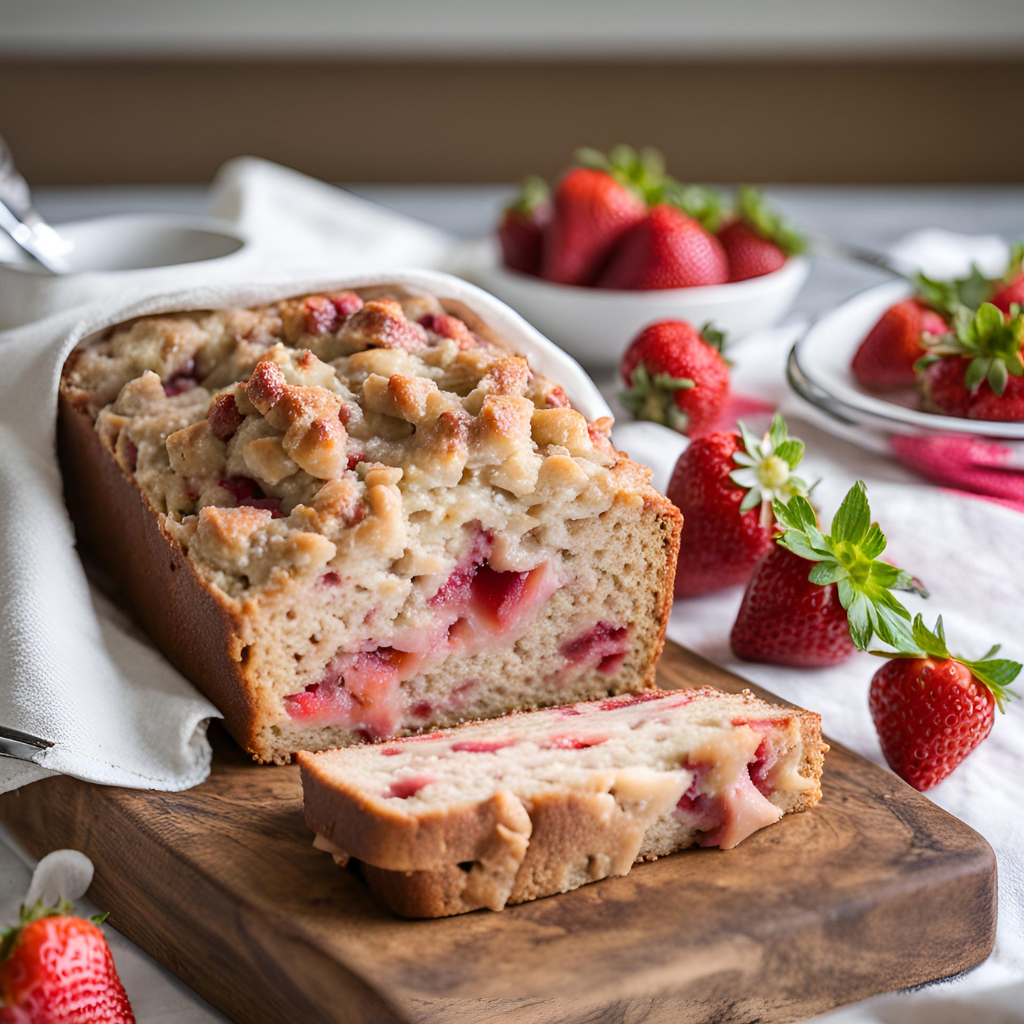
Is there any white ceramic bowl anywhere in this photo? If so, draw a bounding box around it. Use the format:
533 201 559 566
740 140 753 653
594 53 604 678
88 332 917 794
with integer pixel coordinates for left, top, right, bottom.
0 214 247 330
464 240 809 367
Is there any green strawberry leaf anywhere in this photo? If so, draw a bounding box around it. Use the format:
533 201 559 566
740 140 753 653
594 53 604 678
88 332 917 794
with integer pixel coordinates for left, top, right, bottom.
915 264 997 318
699 321 726 353
735 186 807 255
774 438 805 469
661 179 725 232
773 480 924 652
872 614 1021 713
506 175 549 216
829 479 870 545
620 362 695 433
988 358 1009 396
861 522 886 559
808 562 847 585
918 302 1024 395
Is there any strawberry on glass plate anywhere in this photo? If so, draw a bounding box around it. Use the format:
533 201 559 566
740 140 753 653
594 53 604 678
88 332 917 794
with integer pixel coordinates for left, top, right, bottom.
790 243 1024 440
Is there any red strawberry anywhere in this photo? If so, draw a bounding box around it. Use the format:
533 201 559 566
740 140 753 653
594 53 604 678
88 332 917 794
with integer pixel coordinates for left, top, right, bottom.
619 320 729 436
717 187 805 283
597 204 729 290
497 176 551 277
666 415 811 597
918 303 1024 420
731 544 855 666
718 222 786 282
922 357 1024 421
992 275 1024 314
730 481 924 667
990 242 1024 314
0 901 135 1023
852 299 950 390
540 167 645 286
868 615 1020 791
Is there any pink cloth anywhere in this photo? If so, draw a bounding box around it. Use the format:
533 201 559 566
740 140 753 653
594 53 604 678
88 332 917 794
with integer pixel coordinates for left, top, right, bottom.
704 392 776 435
889 434 1024 514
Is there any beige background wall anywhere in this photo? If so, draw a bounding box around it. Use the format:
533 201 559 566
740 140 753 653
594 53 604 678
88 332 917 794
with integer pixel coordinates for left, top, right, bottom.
1 0 1022 185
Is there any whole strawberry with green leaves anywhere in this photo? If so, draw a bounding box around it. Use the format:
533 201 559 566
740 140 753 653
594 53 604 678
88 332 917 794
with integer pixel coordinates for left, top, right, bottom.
0 899 135 1023
540 146 657 286
717 187 806 283
667 414 811 597
917 302 1024 420
619 319 729 436
731 481 925 667
869 615 1020 791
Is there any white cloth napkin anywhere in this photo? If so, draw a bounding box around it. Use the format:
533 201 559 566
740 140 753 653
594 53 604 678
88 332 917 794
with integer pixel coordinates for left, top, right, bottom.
0 158 608 795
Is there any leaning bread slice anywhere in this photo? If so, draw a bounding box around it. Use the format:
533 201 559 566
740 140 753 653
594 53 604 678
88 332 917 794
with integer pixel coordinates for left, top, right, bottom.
298 687 827 918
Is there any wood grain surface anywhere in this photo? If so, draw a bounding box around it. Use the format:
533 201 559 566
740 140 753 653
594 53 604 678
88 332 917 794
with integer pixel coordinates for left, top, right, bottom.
0 643 997 1024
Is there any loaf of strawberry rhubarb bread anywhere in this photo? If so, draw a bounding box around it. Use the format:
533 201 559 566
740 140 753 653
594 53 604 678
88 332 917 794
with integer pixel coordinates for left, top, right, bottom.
299 687 827 917
59 284 682 762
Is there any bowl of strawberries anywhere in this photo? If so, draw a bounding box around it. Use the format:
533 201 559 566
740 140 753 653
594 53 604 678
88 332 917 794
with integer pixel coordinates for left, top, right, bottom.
791 244 1024 436
468 146 809 367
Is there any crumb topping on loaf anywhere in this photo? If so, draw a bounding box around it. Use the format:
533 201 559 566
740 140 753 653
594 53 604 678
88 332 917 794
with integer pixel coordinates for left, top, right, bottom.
63 288 647 598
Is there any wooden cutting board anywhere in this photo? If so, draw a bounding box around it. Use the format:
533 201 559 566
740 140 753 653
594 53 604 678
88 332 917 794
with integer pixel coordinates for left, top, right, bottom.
0 642 996 1024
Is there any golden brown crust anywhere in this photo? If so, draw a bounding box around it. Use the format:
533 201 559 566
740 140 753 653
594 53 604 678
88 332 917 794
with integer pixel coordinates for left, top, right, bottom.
643 491 683 685
57 391 268 756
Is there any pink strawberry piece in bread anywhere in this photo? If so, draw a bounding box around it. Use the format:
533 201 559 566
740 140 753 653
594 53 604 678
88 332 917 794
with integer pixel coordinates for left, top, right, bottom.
389 775 435 799
561 621 630 675
283 530 560 740
218 475 283 518
298 687 826 917
162 359 199 396
302 292 364 335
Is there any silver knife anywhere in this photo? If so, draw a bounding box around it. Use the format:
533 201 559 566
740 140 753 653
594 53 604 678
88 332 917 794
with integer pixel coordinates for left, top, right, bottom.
0 726 53 763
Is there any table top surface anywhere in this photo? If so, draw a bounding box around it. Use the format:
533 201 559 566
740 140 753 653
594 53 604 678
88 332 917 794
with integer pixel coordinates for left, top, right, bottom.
4 181 1023 1024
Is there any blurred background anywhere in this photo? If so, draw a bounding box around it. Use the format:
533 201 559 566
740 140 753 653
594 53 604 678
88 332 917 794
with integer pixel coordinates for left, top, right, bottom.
2 0 1022 186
